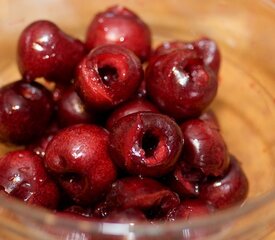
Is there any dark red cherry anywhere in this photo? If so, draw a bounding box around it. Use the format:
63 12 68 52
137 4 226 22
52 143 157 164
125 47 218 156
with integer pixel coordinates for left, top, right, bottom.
104 208 147 223
0 150 59 209
199 155 249 209
0 80 54 144
146 49 218 120
106 99 159 130
109 112 183 177
75 44 143 110
86 5 151 62
44 124 117 206
94 177 180 219
56 87 96 128
166 199 214 221
17 20 86 83
180 119 229 176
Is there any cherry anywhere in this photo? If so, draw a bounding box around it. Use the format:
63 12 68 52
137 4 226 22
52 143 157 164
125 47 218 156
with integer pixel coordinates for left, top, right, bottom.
86 5 151 62
94 177 180 219
199 155 249 209
75 44 143 110
17 20 86 83
180 119 229 176
106 99 159 130
56 86 96 128
109 112 183 177
146 49 218 120
0 80 54 144
0 150 59 209
44 124 117 206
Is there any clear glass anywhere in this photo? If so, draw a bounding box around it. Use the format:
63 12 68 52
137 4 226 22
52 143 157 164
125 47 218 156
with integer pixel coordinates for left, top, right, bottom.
0 0 274 239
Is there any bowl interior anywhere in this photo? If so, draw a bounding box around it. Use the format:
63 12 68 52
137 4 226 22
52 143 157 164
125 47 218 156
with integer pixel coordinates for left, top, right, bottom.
0 0 274 239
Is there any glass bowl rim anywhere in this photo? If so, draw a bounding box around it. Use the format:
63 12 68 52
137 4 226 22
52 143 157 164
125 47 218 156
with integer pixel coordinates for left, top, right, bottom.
0 190 274 236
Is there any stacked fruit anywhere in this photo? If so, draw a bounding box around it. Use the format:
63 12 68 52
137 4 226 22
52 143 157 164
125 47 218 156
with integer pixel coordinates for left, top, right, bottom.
0 5 248 223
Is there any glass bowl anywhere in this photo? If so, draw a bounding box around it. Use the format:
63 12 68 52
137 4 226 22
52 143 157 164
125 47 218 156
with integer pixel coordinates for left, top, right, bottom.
0 0 274 239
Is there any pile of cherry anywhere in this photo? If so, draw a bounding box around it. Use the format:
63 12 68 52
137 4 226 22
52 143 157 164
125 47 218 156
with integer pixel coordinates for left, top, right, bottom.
0 5 248 223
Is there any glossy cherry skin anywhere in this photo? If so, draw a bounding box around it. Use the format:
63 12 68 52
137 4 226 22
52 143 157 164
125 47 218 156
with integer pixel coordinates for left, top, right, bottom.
109 112 183 177
75 44 143 110
199 155 249 209
180 119 229 176
168 160 204 197
151 37 220 75
94 177 180 219
56 87 96 128
146 49 218 120
180 119 228 176
0 150 59 209
166 200 214 221
44 124 117 206
106 99 159 130
86 5 151 62
0 80 54 144
17 20 86 83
